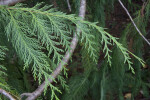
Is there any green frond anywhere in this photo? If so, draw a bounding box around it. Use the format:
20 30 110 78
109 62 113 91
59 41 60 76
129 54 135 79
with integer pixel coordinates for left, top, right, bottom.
1 3 135 67
4 10 52 83
57 75 69 92
0 3 99 62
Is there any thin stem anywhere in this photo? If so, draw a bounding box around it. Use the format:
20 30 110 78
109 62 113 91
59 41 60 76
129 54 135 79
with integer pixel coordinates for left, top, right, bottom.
118 0 150 46
67 0 71 12
0 88 16 100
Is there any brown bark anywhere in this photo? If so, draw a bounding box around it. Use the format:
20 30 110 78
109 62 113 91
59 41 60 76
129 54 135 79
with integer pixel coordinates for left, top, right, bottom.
0 88 16 100
0 0 25 5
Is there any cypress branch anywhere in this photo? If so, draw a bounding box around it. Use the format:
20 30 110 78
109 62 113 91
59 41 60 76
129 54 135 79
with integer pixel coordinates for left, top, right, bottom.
21 0 86 99
0 1 146 100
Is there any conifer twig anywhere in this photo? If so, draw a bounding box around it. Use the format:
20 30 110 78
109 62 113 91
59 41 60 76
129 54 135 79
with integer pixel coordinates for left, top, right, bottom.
0 88 16 100
21 0 86 100
0 0 25 5
118 0 150 46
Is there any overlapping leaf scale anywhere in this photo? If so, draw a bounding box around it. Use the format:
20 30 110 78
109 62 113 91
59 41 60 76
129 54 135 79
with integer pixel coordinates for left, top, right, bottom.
31 14 64 63
30 3 73 48
73 21 99 62
46 15 72 49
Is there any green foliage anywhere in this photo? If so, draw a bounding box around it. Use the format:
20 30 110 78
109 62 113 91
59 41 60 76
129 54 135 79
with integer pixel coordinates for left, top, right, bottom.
59 1 150 100
62 75 90 100
0 1 148 100
0 46 19 100
0 46 7 88
88 0 115 26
